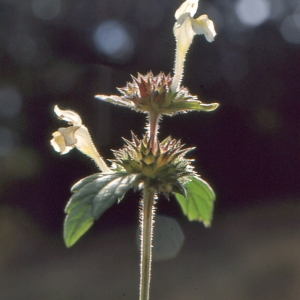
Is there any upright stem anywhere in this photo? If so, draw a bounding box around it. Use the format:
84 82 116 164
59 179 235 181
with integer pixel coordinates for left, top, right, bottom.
149 111 160 152
139 188 156 300
139 109 158 300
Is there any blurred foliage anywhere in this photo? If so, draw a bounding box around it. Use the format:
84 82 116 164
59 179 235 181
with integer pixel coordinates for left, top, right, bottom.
0 0 299 231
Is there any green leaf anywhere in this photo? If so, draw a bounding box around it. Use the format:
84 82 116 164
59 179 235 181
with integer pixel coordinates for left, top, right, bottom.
174 176 215 227
64 172 141 247
63 197 94 248
167 101 219 113
95 94 134 109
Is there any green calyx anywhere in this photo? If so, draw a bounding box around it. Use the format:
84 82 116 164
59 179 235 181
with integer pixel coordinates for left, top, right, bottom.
111 132 195 196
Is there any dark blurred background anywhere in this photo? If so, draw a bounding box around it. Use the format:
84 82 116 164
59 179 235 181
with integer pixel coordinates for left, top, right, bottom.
0 0 300 299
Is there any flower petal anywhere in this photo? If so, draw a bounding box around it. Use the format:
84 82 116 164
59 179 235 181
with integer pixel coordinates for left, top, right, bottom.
54 105 82 126
175 0 199 20
174 15 196 54
58 126 80 146
50 130 74 154
191 14 216 42
171 15 196 91
74 126 111 172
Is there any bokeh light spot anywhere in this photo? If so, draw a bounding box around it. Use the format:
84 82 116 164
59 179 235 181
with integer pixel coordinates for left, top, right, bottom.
31 0 61 21
0 127 19 157
269 0 287 20
1 147 41 179
235 0 271 26
0 86 23 118
93 20 135 62
7 33 37 64
136 215 184 261
280 14 300 44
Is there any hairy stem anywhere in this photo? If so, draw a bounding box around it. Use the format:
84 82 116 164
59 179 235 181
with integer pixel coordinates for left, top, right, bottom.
148 111 160 152
139 188 156 300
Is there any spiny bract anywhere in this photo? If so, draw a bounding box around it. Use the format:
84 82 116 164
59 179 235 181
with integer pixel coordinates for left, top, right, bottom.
110 132 196 196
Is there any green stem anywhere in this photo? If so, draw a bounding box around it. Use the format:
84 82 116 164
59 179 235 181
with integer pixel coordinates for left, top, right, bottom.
148 111 160 152
139 188 156 300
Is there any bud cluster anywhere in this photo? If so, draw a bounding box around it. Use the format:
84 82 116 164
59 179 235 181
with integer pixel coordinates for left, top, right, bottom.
111 133 195 195
96 72 218 116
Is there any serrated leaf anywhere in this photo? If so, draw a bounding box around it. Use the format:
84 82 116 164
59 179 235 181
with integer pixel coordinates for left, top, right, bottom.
64 172 141 247
70 173 101 193
92 173 140 219
64 197 94 248
174 176 215 227
66 173 122 213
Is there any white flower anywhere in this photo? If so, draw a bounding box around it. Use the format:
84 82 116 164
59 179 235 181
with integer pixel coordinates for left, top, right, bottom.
171 0 216 92
50 105 110 172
